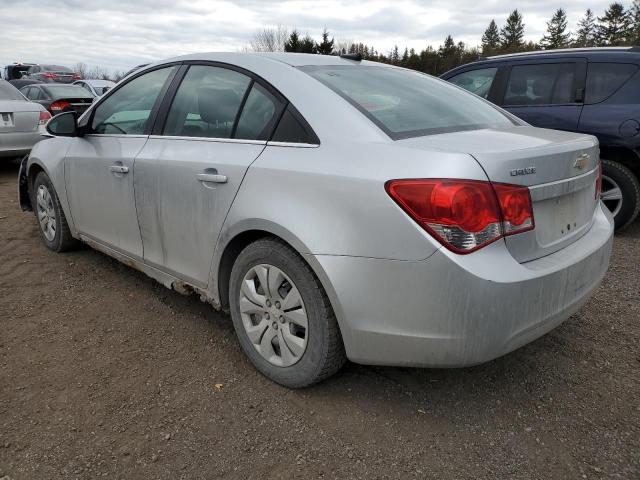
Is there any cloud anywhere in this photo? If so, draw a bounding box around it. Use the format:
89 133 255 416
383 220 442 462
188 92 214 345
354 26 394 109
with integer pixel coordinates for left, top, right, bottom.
0 0 616 73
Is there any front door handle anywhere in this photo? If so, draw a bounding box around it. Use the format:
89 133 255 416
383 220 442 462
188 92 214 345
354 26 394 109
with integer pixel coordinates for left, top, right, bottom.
197 173 227 184
109 165 129 174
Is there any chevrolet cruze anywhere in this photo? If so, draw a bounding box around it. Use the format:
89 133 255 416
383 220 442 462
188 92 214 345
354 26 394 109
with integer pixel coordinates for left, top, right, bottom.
19 53 614 387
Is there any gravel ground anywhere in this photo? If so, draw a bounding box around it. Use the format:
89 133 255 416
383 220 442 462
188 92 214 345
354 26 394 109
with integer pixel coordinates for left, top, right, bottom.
0 159 638 479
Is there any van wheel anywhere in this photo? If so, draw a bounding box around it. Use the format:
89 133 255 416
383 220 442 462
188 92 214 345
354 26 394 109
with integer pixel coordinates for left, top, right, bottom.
229 238 346 388
601 159 640 230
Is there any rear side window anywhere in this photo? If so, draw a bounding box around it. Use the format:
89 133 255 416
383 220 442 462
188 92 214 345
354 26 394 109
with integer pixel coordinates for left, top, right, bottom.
585 63 638 104
448 68 497 99
503 63 576 106
234 83 281 140
0 80 24 100
301 65 513 140
163 65 250 139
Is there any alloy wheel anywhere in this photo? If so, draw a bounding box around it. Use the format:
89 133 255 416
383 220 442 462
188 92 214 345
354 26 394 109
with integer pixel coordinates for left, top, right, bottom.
601 174 623 219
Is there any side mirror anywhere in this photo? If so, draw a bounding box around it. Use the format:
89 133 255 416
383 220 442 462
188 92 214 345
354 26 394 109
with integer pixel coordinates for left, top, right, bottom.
46 111 78 137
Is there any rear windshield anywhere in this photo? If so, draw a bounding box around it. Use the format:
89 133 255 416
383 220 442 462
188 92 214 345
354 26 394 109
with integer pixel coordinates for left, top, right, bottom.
300 65 515 139
0 80 25 101
42 65 73 73
45 85 94 98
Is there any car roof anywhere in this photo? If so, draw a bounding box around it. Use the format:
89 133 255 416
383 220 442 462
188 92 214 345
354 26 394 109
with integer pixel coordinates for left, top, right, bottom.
81 79 115 85
484 46 640 60
161 51 387 68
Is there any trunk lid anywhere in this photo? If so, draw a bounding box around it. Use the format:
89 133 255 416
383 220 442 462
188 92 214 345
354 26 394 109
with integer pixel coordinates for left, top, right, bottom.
398 126 600 262
0 100 41 133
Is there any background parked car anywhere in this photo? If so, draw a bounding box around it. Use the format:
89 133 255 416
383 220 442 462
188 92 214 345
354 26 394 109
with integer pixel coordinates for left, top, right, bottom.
0 79 50 160
2 63 37 80
9 78 43 90
73 79 115 97
19 83 94 116
441 47 640 230
25 64 81 83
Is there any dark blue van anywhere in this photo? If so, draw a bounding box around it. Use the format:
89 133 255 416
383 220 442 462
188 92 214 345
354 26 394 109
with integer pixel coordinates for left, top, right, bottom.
441 47 640 230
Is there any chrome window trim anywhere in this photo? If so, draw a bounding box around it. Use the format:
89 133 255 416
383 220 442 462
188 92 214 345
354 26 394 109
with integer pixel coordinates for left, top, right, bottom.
266 141 320 148
83 134 149 139
148 134 267 145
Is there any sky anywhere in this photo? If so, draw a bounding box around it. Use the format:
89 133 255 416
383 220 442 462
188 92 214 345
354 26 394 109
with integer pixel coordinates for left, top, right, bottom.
0 0 618 74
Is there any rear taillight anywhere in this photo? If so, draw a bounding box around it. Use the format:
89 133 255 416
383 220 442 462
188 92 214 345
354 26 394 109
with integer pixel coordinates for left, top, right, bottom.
72 73 81 80
595 159 602 199
42 72 58 79
38 111 52 125
385 179 534 254
49 100 70 113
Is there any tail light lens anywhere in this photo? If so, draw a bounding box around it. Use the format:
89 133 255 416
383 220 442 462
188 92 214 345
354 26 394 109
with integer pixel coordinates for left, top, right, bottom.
49 100 70 113
72 73 81 80
595 159 602 199
38 111 52 125
385 179 534 254
42 72 58 79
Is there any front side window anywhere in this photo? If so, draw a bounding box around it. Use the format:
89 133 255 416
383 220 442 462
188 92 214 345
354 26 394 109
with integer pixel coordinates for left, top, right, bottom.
91 66 176 135
448 68 497 99
503 63 576 106
163 65 251 139
585 63 638 104
301 65 514 140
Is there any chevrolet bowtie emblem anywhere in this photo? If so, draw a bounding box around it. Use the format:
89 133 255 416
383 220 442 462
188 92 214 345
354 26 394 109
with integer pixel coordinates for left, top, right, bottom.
573 153 590 170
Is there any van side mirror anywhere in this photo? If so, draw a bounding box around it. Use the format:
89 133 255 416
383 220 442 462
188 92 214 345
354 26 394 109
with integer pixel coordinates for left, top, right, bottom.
46 111 78 137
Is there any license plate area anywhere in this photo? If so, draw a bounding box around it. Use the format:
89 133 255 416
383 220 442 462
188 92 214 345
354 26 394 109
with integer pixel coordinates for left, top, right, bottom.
0 113 14 128
534 189 593 246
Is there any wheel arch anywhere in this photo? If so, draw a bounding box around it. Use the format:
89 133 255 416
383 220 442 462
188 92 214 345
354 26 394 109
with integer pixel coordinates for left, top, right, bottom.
212 221 350 347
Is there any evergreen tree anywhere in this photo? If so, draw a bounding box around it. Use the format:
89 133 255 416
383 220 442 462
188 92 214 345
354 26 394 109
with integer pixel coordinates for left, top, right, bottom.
299 35 317 53
597 3 630 46
284 30 301 52
481 19 501 54
540 8 571 49
574 9 598 47
501 9 525 52
391 45 400 64
316 28 334 55
629 0 640 45
401 47 409 66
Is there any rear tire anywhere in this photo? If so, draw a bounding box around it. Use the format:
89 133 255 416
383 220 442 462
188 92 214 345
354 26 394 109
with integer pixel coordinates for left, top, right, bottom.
32 171 79 252
601 159 640 231
229 238 346 388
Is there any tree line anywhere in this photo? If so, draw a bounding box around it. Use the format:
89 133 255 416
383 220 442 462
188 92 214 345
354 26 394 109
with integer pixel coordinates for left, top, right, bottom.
250 1 640 76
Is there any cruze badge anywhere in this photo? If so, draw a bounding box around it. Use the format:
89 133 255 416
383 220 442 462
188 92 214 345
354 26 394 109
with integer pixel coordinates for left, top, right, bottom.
510 166 536 176
573 153 590 170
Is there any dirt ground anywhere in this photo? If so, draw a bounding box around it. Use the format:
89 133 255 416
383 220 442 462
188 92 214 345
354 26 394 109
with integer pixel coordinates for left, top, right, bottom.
0 159 638 480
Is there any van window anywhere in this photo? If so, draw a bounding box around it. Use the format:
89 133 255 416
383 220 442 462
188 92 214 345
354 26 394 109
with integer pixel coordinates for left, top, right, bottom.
503 63 576 106
448 68 497 99
585 63 638 104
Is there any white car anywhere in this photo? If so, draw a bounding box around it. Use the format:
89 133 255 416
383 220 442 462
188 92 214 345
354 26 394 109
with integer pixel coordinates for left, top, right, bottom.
72 79 115 97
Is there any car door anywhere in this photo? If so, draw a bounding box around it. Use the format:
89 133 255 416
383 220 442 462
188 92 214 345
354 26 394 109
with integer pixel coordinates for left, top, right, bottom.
496 58 586 131
134 63 284 287
64 65 179 259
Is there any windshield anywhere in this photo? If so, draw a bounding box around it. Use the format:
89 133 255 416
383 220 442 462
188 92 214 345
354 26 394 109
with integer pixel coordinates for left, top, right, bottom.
300 65 515 139
46 85 94 98
0 80 25 100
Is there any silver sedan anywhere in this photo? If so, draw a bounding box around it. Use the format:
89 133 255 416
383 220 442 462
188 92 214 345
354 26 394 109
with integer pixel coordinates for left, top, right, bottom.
18 53 613 387
0 79 50 160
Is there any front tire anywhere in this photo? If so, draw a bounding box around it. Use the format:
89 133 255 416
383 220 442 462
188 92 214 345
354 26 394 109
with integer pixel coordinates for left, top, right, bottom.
229 238 346 388
32 171 79 252
601 159 640 230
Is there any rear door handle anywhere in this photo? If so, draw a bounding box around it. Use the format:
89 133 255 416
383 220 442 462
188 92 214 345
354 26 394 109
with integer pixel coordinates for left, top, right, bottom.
197 173 227 184
109 165 129 174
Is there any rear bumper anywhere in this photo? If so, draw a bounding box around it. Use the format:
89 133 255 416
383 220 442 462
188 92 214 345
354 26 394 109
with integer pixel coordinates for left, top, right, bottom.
314 203 614 367
0 131 43 158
